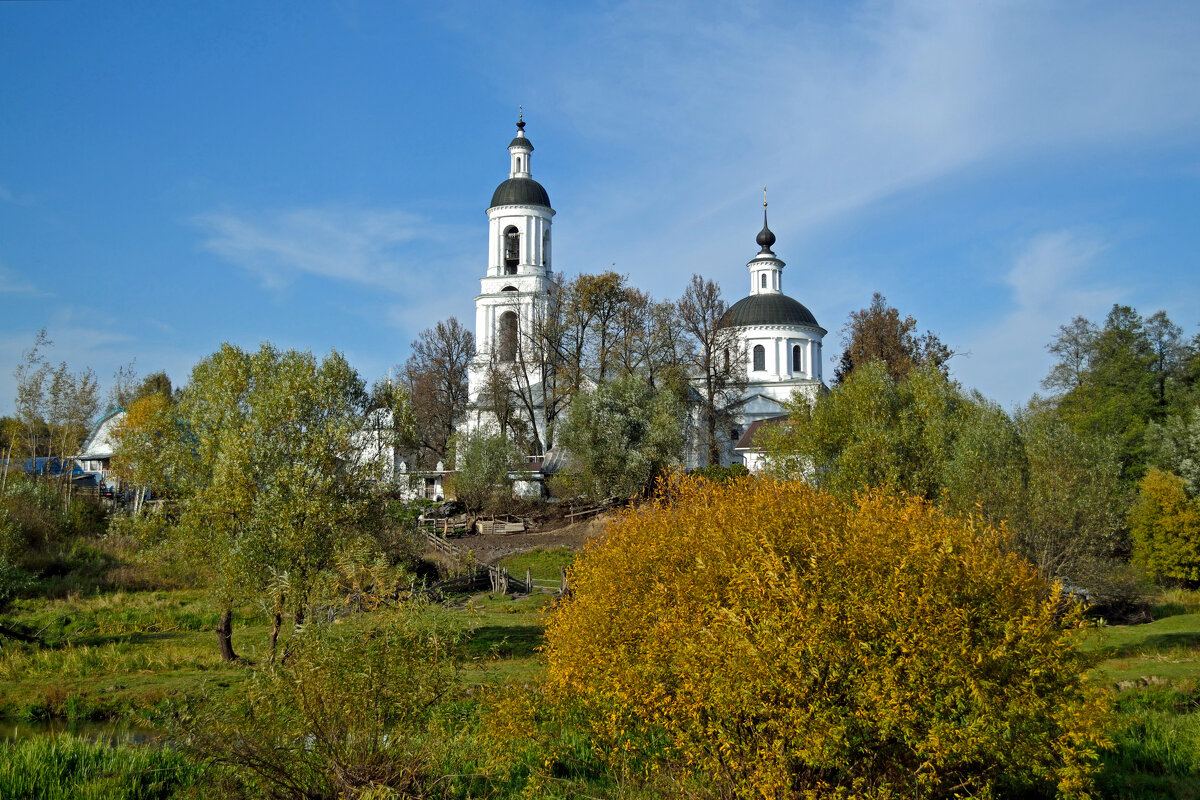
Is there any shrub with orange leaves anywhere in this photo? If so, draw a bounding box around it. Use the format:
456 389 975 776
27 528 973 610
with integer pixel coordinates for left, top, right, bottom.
543 476 1109 799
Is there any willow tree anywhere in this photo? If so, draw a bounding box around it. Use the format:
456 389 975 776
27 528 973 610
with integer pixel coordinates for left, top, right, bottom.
117 342 391 661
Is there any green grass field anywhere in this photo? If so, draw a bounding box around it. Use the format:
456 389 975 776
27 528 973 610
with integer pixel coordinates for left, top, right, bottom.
1082 592 1200 799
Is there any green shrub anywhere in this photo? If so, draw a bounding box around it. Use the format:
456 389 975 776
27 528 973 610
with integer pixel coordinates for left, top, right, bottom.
1131 468 1200 584
168 603 466 798
687 462 749 483
542 476 1111 799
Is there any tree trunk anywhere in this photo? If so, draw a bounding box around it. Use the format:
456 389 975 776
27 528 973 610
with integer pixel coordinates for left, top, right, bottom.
216 608 237 662
268 605 283 662
0 623 39 643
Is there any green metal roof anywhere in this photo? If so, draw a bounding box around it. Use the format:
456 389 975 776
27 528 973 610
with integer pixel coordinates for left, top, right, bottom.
490 177 551 209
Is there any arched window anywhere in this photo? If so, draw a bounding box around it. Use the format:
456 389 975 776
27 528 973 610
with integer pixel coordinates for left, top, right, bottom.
753 344 765 371
760 273 766 289
503 226 519 274
501 285 518 292
792 344 802 373
498 311 518 362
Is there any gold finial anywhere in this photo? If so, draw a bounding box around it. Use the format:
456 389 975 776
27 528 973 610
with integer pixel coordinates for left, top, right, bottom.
519 105 524 122
763 186 768 208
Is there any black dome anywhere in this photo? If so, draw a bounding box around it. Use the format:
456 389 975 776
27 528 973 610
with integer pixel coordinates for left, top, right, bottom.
509 137 533 150
723 294 822 329
490 177 551 209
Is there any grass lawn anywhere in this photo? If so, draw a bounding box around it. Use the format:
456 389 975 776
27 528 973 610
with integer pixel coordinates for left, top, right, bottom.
1084 592 1200 799
0 589 261 721
495 547 576 584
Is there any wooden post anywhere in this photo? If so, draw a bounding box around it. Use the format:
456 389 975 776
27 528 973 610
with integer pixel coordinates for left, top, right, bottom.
525 568 532 594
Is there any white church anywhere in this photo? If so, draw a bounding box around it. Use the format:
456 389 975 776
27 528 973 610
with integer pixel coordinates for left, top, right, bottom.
461 117 827 472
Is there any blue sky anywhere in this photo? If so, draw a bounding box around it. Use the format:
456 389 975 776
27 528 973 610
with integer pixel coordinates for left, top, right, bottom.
2 0 1198 415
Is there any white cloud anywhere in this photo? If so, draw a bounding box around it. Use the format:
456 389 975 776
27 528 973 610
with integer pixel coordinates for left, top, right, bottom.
954 230 1120 408
193 206 460 292
0 263 44 296
504 0 1200 286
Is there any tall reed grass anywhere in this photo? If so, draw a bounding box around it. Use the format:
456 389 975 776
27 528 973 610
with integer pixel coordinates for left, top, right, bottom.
0 732 202 799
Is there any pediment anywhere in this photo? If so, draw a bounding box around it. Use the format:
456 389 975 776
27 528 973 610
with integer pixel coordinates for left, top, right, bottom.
736 393 785 415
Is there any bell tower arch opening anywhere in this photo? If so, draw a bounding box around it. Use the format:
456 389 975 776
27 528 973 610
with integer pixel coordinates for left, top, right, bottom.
503 226 520 274
498 311 518 362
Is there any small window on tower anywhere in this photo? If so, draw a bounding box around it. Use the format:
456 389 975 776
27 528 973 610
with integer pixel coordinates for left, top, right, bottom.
760 274 766 289
753 344 765 371
503 226 519 274
792 344 802 373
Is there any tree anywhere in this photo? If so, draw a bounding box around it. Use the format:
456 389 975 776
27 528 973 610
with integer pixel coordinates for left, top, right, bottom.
11 330 100 473
44 361 100 478
1146 405 1200 496
133 342 386 661
110 392 180 495
542 477 1107 799
833 292 952 384
1145 310 1186 413
475 360 525 446
1071 305 1156 421
759 363 1128 594
402 318 474 468
1130 468 1200 584
570 271 628 382
1043 316 1100 395
110 362 174 410
761 361 972 500
677 275 745 466
1010 406 1127 581
1045 306 1195 485
447 428 523 512
552 374 684 501
12 329 52 461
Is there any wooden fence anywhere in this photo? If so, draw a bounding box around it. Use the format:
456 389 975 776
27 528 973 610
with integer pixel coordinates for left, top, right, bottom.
417 516 472 537
564 498 622 522
487 565 568 596
417 530 566 597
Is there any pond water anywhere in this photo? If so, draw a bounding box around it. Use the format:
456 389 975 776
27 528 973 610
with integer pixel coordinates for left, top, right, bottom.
0 718 164 746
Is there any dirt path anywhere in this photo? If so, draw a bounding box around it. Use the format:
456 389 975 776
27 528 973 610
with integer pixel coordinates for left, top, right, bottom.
451 513 613 565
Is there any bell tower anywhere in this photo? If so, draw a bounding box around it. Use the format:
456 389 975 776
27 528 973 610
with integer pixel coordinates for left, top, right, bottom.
468 113 557 404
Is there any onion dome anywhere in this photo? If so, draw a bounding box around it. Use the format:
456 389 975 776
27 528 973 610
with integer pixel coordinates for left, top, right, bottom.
756 208 776 254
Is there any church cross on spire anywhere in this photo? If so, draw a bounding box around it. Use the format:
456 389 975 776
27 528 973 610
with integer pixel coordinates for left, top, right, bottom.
756 187 776 255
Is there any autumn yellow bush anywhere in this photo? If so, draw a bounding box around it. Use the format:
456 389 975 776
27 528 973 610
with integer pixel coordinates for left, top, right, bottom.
542 476 1109 799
